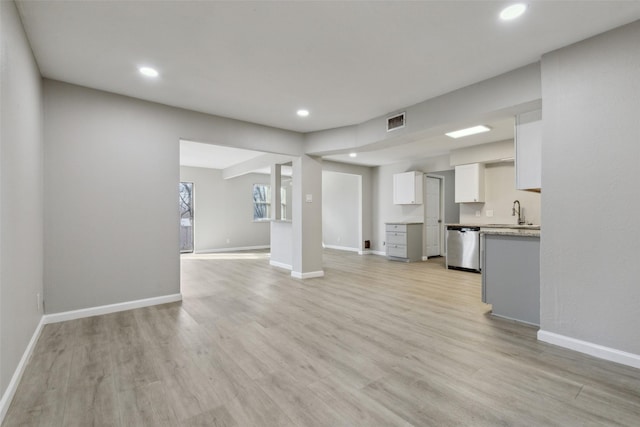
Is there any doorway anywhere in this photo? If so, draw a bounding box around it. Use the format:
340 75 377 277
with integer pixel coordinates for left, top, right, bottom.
322 171 362 253
425 175 444 258
179 182 194 253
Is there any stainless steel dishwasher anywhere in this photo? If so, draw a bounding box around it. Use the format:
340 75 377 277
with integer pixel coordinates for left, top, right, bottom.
446 226 481 272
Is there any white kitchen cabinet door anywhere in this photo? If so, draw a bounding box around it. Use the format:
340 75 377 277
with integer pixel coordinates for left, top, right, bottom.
515 117 542 191
454 163 485 203
393 171 423 205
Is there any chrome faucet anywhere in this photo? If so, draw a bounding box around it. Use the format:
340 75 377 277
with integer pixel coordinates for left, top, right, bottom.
512 200 525 225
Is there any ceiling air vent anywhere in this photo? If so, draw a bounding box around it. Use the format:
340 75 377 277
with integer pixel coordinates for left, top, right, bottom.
387 112 405 132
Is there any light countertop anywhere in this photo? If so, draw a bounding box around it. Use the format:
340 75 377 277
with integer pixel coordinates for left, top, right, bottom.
446 223 540 230
480 228 540 237
445 223 540 237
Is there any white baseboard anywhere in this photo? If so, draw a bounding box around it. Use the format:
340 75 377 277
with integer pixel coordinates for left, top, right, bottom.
291 270 325 279
358 250 372 255
43 293 183 324
370 250 386 256
196 245 269 254
323 244 359 253
538 330 640 370
269 260 292 271
0 317 45 424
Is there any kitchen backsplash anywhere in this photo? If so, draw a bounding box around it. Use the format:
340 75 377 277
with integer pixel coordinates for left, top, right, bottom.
459 162 541 225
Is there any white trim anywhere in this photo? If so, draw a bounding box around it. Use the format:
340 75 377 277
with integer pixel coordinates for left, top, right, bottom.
291 270 325 279
195 245 269 254
538 330 640 370
323 244 359 253
358 250 373 255
0 316 45 424
43 293 183 324
371 250 387 256
269 260 292 270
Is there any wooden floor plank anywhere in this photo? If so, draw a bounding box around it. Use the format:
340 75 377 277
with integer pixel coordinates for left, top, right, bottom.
3 250 640 426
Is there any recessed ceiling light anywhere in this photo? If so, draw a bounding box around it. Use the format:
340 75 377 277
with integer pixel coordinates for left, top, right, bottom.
297 109 309 117
139 66 159 78
500 3 527 21
349 152 357 158
445 125 491 139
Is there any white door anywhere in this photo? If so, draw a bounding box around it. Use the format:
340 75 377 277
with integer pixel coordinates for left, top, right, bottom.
425 177 441 257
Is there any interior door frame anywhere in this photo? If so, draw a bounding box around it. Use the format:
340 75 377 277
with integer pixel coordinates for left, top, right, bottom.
424 174 446 259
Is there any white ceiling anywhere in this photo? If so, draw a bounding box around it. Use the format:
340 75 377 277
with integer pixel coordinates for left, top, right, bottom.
16 1 640 134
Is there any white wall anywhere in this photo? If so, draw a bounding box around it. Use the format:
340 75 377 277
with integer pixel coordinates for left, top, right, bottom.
371 155 455 254
429 169 459 226
0 0 44 407
540 21 640 355
322 171 360 251
459 162 541 225
322 161 373 252
179 167 270 252
43 80 304 313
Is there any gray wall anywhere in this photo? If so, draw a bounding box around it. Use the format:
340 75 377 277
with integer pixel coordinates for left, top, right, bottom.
43 80 304 313
291 155 323 275
322 171 360 250
540 21 640 354
0 0 44 400
179 167 271 252
306 63 542 155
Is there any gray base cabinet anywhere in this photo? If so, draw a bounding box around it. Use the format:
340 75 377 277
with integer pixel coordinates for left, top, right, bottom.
482 234 540 326
385 223 423 262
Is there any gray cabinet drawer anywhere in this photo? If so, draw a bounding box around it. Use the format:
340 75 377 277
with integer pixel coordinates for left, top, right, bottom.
386 224 407 232
386 244 407 258
386 232 407 245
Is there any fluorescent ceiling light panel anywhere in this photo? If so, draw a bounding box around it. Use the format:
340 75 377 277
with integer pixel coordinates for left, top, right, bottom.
500 3 528 21
139 66 159 77
297 109 309 117
349 152 357 158
446 125 491 139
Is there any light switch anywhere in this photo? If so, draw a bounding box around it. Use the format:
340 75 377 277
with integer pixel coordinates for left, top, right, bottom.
475 210 481 217
486 210 494 217
306 194 313 203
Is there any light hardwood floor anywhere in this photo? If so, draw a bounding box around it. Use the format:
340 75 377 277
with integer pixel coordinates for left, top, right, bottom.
4 250 640 426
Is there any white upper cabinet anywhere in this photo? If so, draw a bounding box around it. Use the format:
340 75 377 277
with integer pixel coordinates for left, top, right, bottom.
393 171 423 205
455 163 485 203
515 111 542 191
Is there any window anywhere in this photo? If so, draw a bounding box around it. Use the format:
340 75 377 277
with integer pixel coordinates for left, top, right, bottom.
280 187 287 220
253 184 271 221
253 184 287 221
179 182 194 253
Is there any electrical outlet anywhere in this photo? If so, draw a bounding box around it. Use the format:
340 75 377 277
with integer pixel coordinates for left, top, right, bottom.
475 211 481 217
